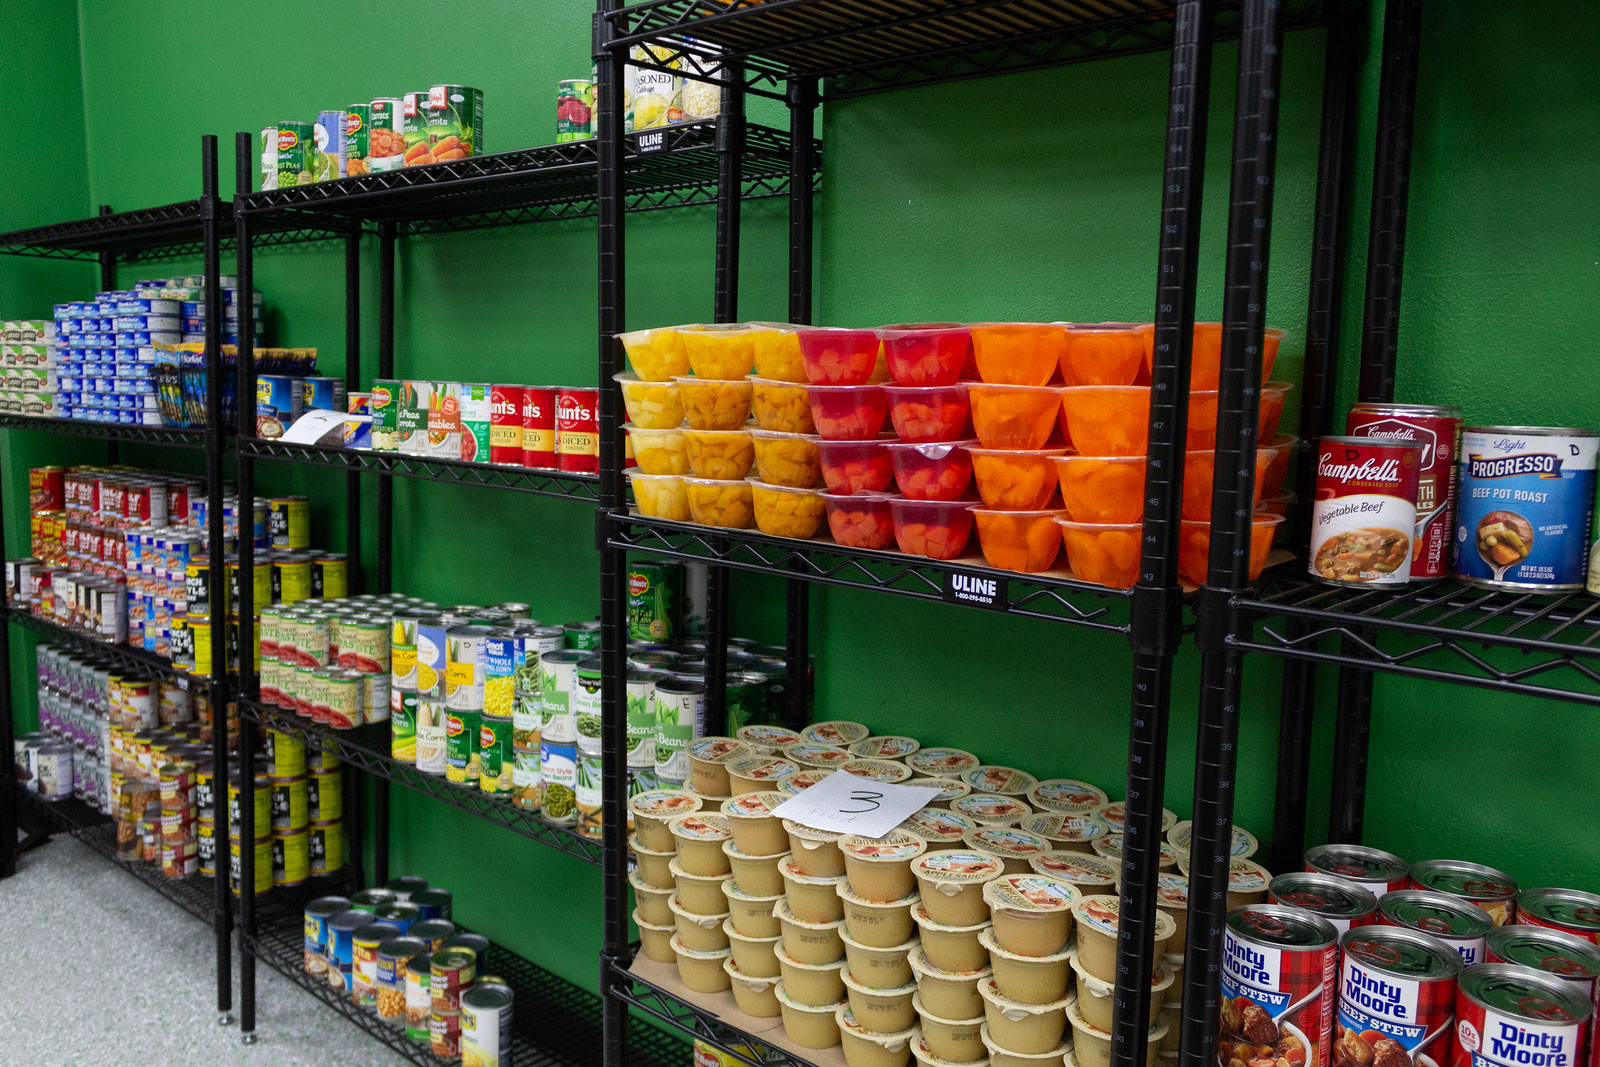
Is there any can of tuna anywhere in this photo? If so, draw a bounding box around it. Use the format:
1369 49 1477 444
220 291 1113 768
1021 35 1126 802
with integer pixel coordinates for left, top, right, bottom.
1380 890 1495 968
353 921 402 1009
1269 872 1379 934
541 737 577 825
478 714 512 794
521 385 556 468
269 774 309 832
303 895 352 976
272 827 309 887
1453 963 1592 1067
405 953 433 1041
1455 427 1598 591
416 617 448 698
1517 889 1600 945
269 496 310 550
653 678 706 787
1219 904 1340 1067
444 708 480 784
1411 860 1520 928
1310 435 1423 586
1337 925 1462 1067
392 690 418 763
309 818 344 875
430 948 477 1014
1346 402 1464 580
311 554 348 600
375 935 425 1026
266 729 306 777
460 983 514 1065
574 656 603 753
325 669 361 729
197 819 217 876
308 767 342 822
1487 925 1600 1067
540 650 586 743
1306 844 1411 899
512 746 542 811
415 698 447 775
445 625 485 711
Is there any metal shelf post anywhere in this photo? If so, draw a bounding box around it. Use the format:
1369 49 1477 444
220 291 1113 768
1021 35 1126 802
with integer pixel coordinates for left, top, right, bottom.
783 75 818 731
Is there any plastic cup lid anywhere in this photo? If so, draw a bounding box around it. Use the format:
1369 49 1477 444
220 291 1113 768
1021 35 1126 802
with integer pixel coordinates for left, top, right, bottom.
983 874 1079 914
839 830 928 864
669 934 731 961
964 827 1052 859
737 724 803 749
911 849 1006 884
688 736 748 764
630 907 673 932
773 982 845 1013
842 757 914 783
964 765 1038 796
668 813 731 841
726 755 799 781
905 747 981 775
800 720 870 747
1071 894 1177 941
951 793 1033 822
782 742 853 767
848 735 922 760
901 809 980 843
629 789 703 819
840 968 917 997
1027 778 1109 814
979 976 1072 1015
908 946 992 985
720 791 789 819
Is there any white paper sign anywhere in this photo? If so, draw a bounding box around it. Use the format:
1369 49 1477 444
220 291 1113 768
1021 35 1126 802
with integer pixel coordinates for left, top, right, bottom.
279 408 356 445
767 770 932 839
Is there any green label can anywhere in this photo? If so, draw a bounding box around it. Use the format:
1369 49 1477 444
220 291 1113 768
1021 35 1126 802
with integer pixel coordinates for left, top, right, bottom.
653 679 705 787
512 746 541 811
260 126 279 190
576 751 602 840
456 383 490 463
726 672 770 734
368 98 405 172
424 84 483 158
626 562 683 641
563 620 602 650
371 379 400 452
391 690 418 763
478 715 512 795
556 80 595 142
540 651 586 743
574 658 603 757
275 121 314 187
415 698 446 775
625 670 662 770
344 104 373 176
444 709 480 784
540 738 576 825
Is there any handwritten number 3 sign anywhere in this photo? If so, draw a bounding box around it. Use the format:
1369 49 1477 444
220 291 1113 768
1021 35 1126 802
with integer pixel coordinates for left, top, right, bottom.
768 772 930 838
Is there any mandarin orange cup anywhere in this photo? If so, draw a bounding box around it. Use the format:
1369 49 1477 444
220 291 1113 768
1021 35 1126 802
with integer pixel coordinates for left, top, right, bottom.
1163 324 1284 391
798 328 881 386
971 507 1068 573
1260 434 1299 495
1176 512 1284 586
823 490 896 550
1060 324 1148 386
967 447 1067 510
883 383 971 443
969 323 1067 387
889 497 977 560
879 323 971 387
1258 382 1293 441
1054 519 1142 589
1180 448 1274 522
967 384 1063 450
1186 391 1220 450
806 384 888 441
1059 386 1151 457
817 438 896 494
1050 454 1145 523
884 440 976 502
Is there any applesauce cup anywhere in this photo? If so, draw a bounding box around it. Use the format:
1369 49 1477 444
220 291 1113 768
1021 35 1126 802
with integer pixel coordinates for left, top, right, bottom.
967 384 1064 449
682 429 755 480
736 725 804 755
849 735 921 761
982 874 1079 957
613 372 685 429
910 849 1005 926
979 1024 1070 1067
1150 871 1189 946
801 720 870 747
911 903 992 973
897 808 980 853
719 791 790 858
749 322 807 382
635 909 676 963
963 766 1035 795
620 324 693 381
1070 895 1176 983
1060 324 1147 387
781 856 847 920
628 834 676 889
666 812 732 877
668 856 732 915
969 323 1067 387
724 918 781 979
626 470 691 521
1017 813 1109 855
839 977 920 1036
1054 519 1142 589
1027 779 1108 815
672 935 733 993
905 748 981 778
623 424 689 475
776 945 848 1007
749 376 817 435
967 447 1067 510
630 868 675 926
1070 954 1172 1031
777 898 846 965
1027 850 1120 895
1176 512 1284 587
978 977 1072 1055
914 1003 986 1065
683 475 755 529
1181 447 1273 522
837 881 920 948
839 830 928 903
668 892 731 953
748 429 822 487
1068 999 1168 1067
842 758 914 785
908 948 992 1022
1050 455 1145 524
783 741 853 773
723 880 785 939
1091 834 1179 872
628 789 703 852
726 754 800 796
879 323 971 387
837 1011 918 1067
963 828 1054 877
799 327 883 386
949 792 1033 827
970 507 1069 573
897 778 972 812
840 927 918 989
1058 386 1151 457
884 440 977 502
724 958 782 1017
688 736 748 797
980 926 1073 1006
775 983 846 1048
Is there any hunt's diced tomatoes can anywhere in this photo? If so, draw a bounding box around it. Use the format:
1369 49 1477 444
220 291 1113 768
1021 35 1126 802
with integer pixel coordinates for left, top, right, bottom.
521 386 556 468
490 385 524 465
1311 435 1423 587
1487 925 1600 1067
1453 963 1591 1067
1220 904 1341 1067
555 387 598 474
1337 926 1462 1067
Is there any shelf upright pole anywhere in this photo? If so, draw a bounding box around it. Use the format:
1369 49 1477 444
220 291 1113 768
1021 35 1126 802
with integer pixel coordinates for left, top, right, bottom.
595 6 632 1067
1180 6 1286 1067
230 131 259 1040
1112 6 1213 1067
1330 0 1423 846
376 222 396 595
783 76 819 732
99 208 120 465
1270 0 1364 873
344 233 362 587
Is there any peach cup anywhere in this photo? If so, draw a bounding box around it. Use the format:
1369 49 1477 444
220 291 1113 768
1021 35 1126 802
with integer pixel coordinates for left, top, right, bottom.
1176 512 1284 586
1059 386 1150 457
1060 324 1147 386
674 375 753 431
683 429 755 480
967 384 1063 450
970 508 1068 573
751 480 827 540
749 429 822 488
1180 448 1273 522
967 447 1066 510
627 471 691 521
683 476 755 529
1259 381 1293 440
1051 455 1144 523
1183 324 1285 390
970 323 1066 387
750 322 807 383
750 376 818 434
1055 520 1142 589
681 324 760 379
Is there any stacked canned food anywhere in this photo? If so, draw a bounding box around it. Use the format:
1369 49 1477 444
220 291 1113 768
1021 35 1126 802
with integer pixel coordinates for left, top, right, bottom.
0 317 60 417
260 85 482 189
259 595 389 730
361 378 599 473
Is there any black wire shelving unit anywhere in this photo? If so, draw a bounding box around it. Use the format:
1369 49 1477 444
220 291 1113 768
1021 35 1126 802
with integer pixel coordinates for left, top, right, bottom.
237 438 602 501
0 417 210 447
2 605 206 686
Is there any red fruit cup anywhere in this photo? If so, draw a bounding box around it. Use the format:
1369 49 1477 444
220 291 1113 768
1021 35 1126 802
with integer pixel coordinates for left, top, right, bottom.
883 440 976 502
888 497 977 561
1181 448 1274 522
798 328 882 386
969 323 1066 387
1059 323 1148 386
967 447 1067 510
970 507 1069 573
1059 386 1151 457
879 323 971 387
817 438 896 494
807 384 889 441
1176 512 1284 587
967 383 1064 450
822 490 896 550
883 383 970 443
1260 434 1300 495
1259 381 1293 441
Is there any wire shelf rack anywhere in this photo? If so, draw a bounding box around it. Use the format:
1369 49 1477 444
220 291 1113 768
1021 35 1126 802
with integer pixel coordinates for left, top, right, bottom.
239 438 601 500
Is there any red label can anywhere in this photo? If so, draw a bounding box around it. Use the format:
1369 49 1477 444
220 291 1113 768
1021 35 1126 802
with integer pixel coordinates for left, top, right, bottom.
521 386 556 468
1310 435 1423 587
125 482 169 526
1346 403 1463 581
1306 844 1412 899
1338 926 1462 1067
1269 872 1379 935
555 387 598 474
1453 963 1591 1067
1379 890 1494 969
1220 904 1341 1067
489 385 524 465
98 478 125 523
1488 926 1600 1067
29 466 65 511
1519 891 1600 946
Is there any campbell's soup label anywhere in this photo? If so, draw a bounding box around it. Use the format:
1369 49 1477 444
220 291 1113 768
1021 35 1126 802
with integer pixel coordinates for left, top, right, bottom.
1453 964 1591 1067
1337 928 1462 1067
1310 435 1422 586
966 827 1049 859
964 765 1037 796
1347 403 1463 579
905 748 980 776
1219 905 1340 1067
984 874 1077 913
849 736 920 760
950 793 1031 823
801 721 869 747
912 850 1004 883
727 755 797 783
1028 778 1109 814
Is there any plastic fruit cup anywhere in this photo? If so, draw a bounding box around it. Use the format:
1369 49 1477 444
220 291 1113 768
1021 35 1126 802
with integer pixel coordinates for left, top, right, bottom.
777 948 847 1009
889 497 977 561
909 952 991 1023
749 376 817 434
1054 520 1142 589
837 883 919 948
749 322 807 383
915 1000 986 1063
619 324 692 381
817 438 895 494
613 372 684 429
775 982 844 1049
750 480 827 539
1176 512 1284 586
724 881 785 938
623 424 689 476
631 871 674 925
683 476 755 529
979 978 1071 1055
626 471 691 521
668 893 731 953
971 508 1068 573
1260 489 1295 519
681 323 760 379
969 323 1066 387
1051 455 1144 523
884 440 976 502
1060 324 1147 386
726 921 781 979
841 927 917 989
983 874 1077 958
673 936 732 993
1186 390 1221 450
839 830 927 904
670 856 733 915
1260 433 1298 495
799 327 881 386
724 842 787 899
1181 448 1273 522
683 428 754 480
841 976 919 1034
725 959 782 1017
911 851 1006 928
823 491 896 550
884 383 971 443
1259 381 1293 440
981 927 1072 1005
912 904 992 973
807 384 888 440
879 323 970 387
785 824 847 879
777 900 846 964
635 911 675 962
968 447 1066 510
1183 323 1285 390
967 384 1063 450
674 375 753 430
749 429 822 488
1059 386 1150 457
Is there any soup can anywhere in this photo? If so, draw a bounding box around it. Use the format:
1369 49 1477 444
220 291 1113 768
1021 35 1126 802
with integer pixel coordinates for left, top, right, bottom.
1453 963 1592 1067
326 910 369 993
1410 860 1519 928
404 954 433 1041
1306 844 1411 899
1455 426 1598 591
1219 904 1340 1067
411 919 456 950
1487 925 1600 1067
1379 890 1495 968
309 818 345 876
1310 435 1423 587
1270 871 1380 934
1517 889 1600 944
1338 925 1462 1067
430 948 477 1014
461 983 514 1065
414 890 453 922
1346 402 1463 580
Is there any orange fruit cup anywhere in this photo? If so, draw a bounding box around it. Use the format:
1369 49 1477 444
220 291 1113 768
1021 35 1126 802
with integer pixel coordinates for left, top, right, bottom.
807 384 888 441
1060 324 1147 386
1054 520 1142 589
1051 455 1145 523
627 470 690 522
967 384 1063 450
1176 512 1284 587
1188 384 1295 451
969 323 1066 387
888 497 977 561
967 447 1067 510
817 438 896 494
620 324 694 382
1260 434 1299 495
684 477 756 529
823 490 896 550
749 322 807 383
879 323 970 387
681 324 761 379
749 376 817 434
674 376 753 431
883 440 976 502
884 383 971 443
749 429 822 488
1176 324 1285 391
971 507 1069 573
1180 448 1273 522
1059 386 1150 457
1259 489 1295 518
1259 382 1293 441
799 328 881 386
749 480 827 540
683 428 755 480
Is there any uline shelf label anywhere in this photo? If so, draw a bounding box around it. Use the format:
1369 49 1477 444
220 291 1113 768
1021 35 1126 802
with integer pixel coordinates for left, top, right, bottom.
943 570 1008 611
637 131 665 153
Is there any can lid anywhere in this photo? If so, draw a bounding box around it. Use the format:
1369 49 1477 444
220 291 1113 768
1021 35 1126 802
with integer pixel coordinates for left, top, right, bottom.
460 983 514 1011
1487 926 1600 979
1305 843 1409 884
405 952 434 977
302 895 351 919
1268 872 1378 919
1380 889 1494 940
431 948 476 971
1518 888 1600 933
1225 903 1339 950
353 921 402 943
1342 925 1463 978
1461 963 1594 1023
1411 859 1518 902
378 936 427 958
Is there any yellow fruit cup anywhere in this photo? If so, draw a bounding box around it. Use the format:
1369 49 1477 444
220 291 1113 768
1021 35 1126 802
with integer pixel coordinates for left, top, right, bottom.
623 424 689 475
627 470 691 521
684 477 755 529
683 428 755 480
675 376 754 431
749 322 807 382
749 377 817 434
681 324 761 379
620 324 694 382
749 480 827 540
613 373 684 429
749 429 823 488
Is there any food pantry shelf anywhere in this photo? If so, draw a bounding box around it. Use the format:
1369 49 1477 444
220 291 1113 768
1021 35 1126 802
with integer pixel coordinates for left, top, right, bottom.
606 0 1327 99
237 698 602 865
236 121 818 234
238 438 601 501
1232 575 1600 704
0 415 211 447
0 198 355 261
3 605 205 687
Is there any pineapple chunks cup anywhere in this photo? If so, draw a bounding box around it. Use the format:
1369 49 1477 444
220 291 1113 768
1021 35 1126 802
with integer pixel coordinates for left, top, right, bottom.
684 477 755 529
749 377 817 434
628 470 691 521
749 429 822 488
681 324 762 379
684 428 755 480
749 322 807 382
675 376 753 431
614 373 684 429
620 325 694 381
750 480 827 539
624 424 690 476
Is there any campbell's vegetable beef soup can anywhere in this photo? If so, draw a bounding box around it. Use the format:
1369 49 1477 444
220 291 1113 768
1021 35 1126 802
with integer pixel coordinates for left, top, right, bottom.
1270 872 1380 934
1411 861 1520 928
1453 964 1592 1067
555 387 598 473
1338 926 1463 1067
1307 844 1412 899
1311 436 1423 587
1487 926 1600 1067
521 386 556 468
1381 890 1495 969
1518 890 1600 945
1455 426 1598 591
1220 904 1341 1067
1347 403 1463 580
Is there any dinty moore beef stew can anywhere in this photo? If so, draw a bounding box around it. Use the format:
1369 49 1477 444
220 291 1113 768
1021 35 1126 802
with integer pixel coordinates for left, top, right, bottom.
1486 925 1600 1067
1347 402 1463 581
1335 925 1462 1067
1455 426 1597 592
1311 436 1424 587
1219 904 1341 1067
1452 963 1591 1067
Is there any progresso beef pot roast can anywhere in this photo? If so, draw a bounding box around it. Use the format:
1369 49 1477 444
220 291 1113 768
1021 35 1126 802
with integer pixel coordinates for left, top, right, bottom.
1381 890 1496 969
1219 904 1341 1067
1347 402 1464 581
1486 925 1600 1067
1307 844 1412 899
1453 964 1592 1067
1311 436 1424 587
1335 926 1463 1067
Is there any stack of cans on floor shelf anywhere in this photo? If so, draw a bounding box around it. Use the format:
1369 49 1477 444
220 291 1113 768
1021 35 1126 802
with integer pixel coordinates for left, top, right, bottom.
224 727 347 900
0 317 60 418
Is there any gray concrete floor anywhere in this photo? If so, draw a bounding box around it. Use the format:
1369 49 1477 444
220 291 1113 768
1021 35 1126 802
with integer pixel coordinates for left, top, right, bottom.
0 831 409 1065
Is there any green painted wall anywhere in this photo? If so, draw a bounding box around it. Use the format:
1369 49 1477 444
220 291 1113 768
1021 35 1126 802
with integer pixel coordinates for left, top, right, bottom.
3 0 1596 1010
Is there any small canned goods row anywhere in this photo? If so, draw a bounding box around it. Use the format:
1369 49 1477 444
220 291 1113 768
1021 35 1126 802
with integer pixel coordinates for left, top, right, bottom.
252 375 343 439
260 86 482 188
369 379 599 473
